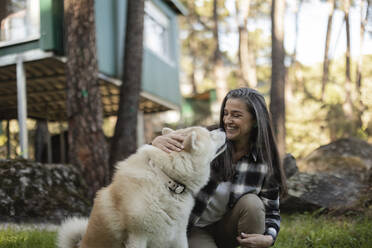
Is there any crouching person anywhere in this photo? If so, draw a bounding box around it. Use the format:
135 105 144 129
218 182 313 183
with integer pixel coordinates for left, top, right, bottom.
152 88 287 248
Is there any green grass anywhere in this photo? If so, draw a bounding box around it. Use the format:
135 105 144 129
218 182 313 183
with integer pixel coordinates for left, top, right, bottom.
0 213 371 248
0 228 56 248
274 213 372 248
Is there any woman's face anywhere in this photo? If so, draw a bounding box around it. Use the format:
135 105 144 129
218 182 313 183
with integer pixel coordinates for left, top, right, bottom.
223 98 255 144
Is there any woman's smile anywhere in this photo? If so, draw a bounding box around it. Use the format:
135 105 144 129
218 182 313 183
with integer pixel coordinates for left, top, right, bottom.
223 98 255 145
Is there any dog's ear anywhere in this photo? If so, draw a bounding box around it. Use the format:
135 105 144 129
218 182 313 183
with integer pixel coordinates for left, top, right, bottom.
183 131 197 152
162 127 174 135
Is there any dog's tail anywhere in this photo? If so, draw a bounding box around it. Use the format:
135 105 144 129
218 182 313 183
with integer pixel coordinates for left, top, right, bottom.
57 217 89 248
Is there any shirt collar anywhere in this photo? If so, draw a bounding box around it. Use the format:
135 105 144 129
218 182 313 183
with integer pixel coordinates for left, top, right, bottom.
239 150 258 163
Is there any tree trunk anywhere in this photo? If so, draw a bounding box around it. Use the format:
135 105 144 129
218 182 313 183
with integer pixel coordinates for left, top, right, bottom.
213 0 227 104
187 0 199 95
189 30 198 94
270 0 286 160
0 0 9 24
64 0 109 201
321 0 336 101
109 0 145 174
290 0 302 67
287 0 303 102
343 0 353 124
356 0 370 104
355 0 370 131
236 0 257 88
190 52 198 94
34 119 49 163
6 120 10 159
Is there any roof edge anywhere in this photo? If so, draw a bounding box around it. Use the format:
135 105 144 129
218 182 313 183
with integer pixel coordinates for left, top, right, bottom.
164 0 188 16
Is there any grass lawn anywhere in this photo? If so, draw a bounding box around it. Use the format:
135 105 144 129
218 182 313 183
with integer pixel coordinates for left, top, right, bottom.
0 213 371 248
0 228 56 248
274 213 372 248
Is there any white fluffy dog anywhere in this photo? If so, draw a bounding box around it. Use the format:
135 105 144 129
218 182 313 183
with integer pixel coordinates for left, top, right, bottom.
57 126 225 248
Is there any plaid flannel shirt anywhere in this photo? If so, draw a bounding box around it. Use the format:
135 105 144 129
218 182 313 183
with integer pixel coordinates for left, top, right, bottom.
189 154 281 244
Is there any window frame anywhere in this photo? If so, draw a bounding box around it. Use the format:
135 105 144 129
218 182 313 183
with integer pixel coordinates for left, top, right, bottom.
143 0 174 64
0 0 41 48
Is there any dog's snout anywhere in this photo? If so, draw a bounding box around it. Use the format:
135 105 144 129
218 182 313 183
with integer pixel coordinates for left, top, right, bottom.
210 129 226 141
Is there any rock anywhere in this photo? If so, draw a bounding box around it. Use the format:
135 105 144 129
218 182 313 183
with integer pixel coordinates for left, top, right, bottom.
281 172 366 212
283 153 298 179
0 159 91 223
300 138 372 183
282 138 372 213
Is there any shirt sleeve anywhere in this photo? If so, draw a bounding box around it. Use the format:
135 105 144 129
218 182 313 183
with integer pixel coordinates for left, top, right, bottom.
258 175 281 245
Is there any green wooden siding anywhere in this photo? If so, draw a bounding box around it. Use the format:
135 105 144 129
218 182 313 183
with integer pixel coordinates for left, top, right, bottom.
0 40 40 56
142 49 181 107
141 0 181 107
95 0 121 77
95 0 181 107
0 0 182 108
39 0 63 53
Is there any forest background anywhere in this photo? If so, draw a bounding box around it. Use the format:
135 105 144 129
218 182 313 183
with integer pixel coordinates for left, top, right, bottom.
174 0 372 161
0 2 372 246
0 0 371 196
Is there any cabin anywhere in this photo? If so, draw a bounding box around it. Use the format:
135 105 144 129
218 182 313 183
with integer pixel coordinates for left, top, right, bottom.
0 0 186 161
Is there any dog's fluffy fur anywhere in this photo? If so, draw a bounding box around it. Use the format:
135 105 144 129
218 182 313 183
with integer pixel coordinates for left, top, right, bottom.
57 126 225 248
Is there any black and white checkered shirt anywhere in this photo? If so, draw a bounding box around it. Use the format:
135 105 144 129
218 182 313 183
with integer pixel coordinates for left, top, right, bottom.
189 154 281 244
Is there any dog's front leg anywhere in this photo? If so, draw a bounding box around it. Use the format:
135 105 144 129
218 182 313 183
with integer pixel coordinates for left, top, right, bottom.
125 233 147 248
170 232 188 248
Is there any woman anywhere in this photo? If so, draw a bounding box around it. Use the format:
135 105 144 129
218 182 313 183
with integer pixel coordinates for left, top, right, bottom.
152 88 287 248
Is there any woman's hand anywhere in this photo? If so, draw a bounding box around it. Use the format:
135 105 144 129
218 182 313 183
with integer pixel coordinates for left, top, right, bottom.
237 233 273 248
151 133 185 153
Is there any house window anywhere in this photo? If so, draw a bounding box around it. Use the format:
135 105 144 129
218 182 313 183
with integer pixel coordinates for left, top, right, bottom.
144 0 171 61
0 0 40 46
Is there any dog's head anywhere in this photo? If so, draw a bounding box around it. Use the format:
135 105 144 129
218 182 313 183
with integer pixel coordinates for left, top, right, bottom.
161 126 226 194
162 126 226 161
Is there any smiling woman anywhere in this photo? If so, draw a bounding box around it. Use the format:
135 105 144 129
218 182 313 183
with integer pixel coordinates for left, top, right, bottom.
152 88 288 248
223 98 255 154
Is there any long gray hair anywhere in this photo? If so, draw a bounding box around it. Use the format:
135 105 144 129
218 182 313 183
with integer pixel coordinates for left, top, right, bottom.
210 88 287 196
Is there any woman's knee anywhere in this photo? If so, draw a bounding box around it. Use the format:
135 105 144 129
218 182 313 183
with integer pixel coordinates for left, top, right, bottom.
234 193 265 234
236 194 265 214
188 227 218 248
